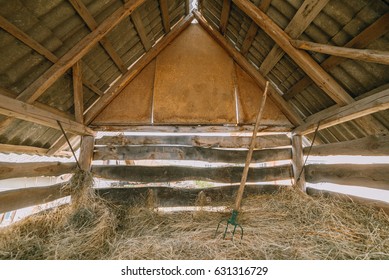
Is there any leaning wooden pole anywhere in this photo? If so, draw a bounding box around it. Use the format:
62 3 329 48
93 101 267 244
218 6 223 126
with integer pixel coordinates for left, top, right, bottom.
234 81 269 211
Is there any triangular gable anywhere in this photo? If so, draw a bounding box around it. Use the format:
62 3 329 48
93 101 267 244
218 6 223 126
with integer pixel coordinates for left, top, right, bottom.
92 23 292 128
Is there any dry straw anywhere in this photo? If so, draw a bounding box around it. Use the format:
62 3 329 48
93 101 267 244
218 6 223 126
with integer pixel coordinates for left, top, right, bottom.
1 173 389 259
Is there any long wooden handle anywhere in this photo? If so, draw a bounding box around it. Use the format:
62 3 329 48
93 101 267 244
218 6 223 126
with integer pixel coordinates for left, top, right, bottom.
234 81 269 210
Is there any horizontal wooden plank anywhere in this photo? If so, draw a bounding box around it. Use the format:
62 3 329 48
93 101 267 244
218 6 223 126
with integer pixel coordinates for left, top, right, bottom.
91 165 292 183
91 125 293 133
306 135 389 156
0 162 76 180
96 184 284 207
305 164 389 190
0 183 69 214
306 187 389 215
0 143 70 157
293 87 389 135
95 134 291 148
93 145 292 162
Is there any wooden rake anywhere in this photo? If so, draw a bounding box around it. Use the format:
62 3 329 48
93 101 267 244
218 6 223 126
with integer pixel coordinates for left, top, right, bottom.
215 81 269 241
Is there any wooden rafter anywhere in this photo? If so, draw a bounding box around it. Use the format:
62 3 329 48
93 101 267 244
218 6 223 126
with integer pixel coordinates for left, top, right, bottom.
259 0 329 75
233 0 352 105
293 87 389 135
291 39 389 65
159 0 171 33
240 0 271 56
13 0 144 105
194 11 303 127
73 61 84 123
185 0 190 15
46 134 79 156
292 135 305 191
0 94 95 136
85 14 195 125
285 13 389 100
131 10 152 51
68 0 127 73
219 0 232 35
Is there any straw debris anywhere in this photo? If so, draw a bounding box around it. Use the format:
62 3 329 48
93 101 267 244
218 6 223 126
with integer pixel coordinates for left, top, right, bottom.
1 180 389 259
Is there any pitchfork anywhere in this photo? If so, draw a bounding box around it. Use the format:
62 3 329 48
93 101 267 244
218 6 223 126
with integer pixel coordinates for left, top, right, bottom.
215 81 269 241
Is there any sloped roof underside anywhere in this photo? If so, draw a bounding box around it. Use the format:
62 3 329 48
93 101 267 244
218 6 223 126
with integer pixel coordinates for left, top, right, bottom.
0 0 388 156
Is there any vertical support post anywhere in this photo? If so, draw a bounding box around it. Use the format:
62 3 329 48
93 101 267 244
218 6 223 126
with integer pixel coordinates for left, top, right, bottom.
292 135 306 191
79 135 95 171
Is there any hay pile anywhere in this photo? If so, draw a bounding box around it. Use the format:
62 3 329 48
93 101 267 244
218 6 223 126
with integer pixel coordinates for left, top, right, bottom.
1 175 389 259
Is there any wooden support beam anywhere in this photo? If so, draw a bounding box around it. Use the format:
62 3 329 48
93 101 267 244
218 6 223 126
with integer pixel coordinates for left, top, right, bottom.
232 0 352 106
93 145 292 163
306 135 389 156
305 164 389 190
97 185 284 208
72 61 84 123
285 13 389 100
0 143 71 157
293 87 389 135
131 10 152 51
68 0 127 73
292 135 305 191
240 0 271 56
291 39 389 65
0 162 76 180
194 11 304 127
0 94 95 136
259 0 329 75
159 0 171 33
0 183 69 214
185 0 190 15
46 134 80 157
91 165 292 183
95 134 291 149
15 0 145 104
79 136 95 171
85 14 194 124
219 0 231 35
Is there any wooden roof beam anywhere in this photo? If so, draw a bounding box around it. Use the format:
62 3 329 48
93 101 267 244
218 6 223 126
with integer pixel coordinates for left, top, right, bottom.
259 0 329 75
85 13 195 125
15 0 145 104
285 13 389 100
0 94 95 136
68 0 127 73
233 0 352 105
240 0 271 56
131 10 152 51
291 39 389 65
219 0 232 35
293 87 389 135
194 10 303 127
159 0 171 33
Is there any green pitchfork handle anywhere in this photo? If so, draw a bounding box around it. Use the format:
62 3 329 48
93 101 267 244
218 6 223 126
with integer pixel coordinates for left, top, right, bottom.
233 81 269 211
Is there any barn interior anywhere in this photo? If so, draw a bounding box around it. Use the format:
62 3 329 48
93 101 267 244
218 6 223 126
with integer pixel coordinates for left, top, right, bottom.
0 0 389 259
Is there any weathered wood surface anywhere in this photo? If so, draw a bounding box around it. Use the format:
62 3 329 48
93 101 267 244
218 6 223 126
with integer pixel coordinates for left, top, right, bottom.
0 143 71 157
79 136 95 171
306 187 389 215
293 87 389 135
291 39 389 65
305 164 389 190
0 183 69 214
93 145 292 162
306 135 389 156
96 184 283 207
0 162 76 180
219 0 231 34
0 184 283 214
95 134 291 148
91 165 292 183
91 124 293 133
292 135 305 191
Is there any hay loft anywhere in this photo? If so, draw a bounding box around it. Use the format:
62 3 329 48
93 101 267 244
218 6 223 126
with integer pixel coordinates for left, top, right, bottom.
0 0 389 259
